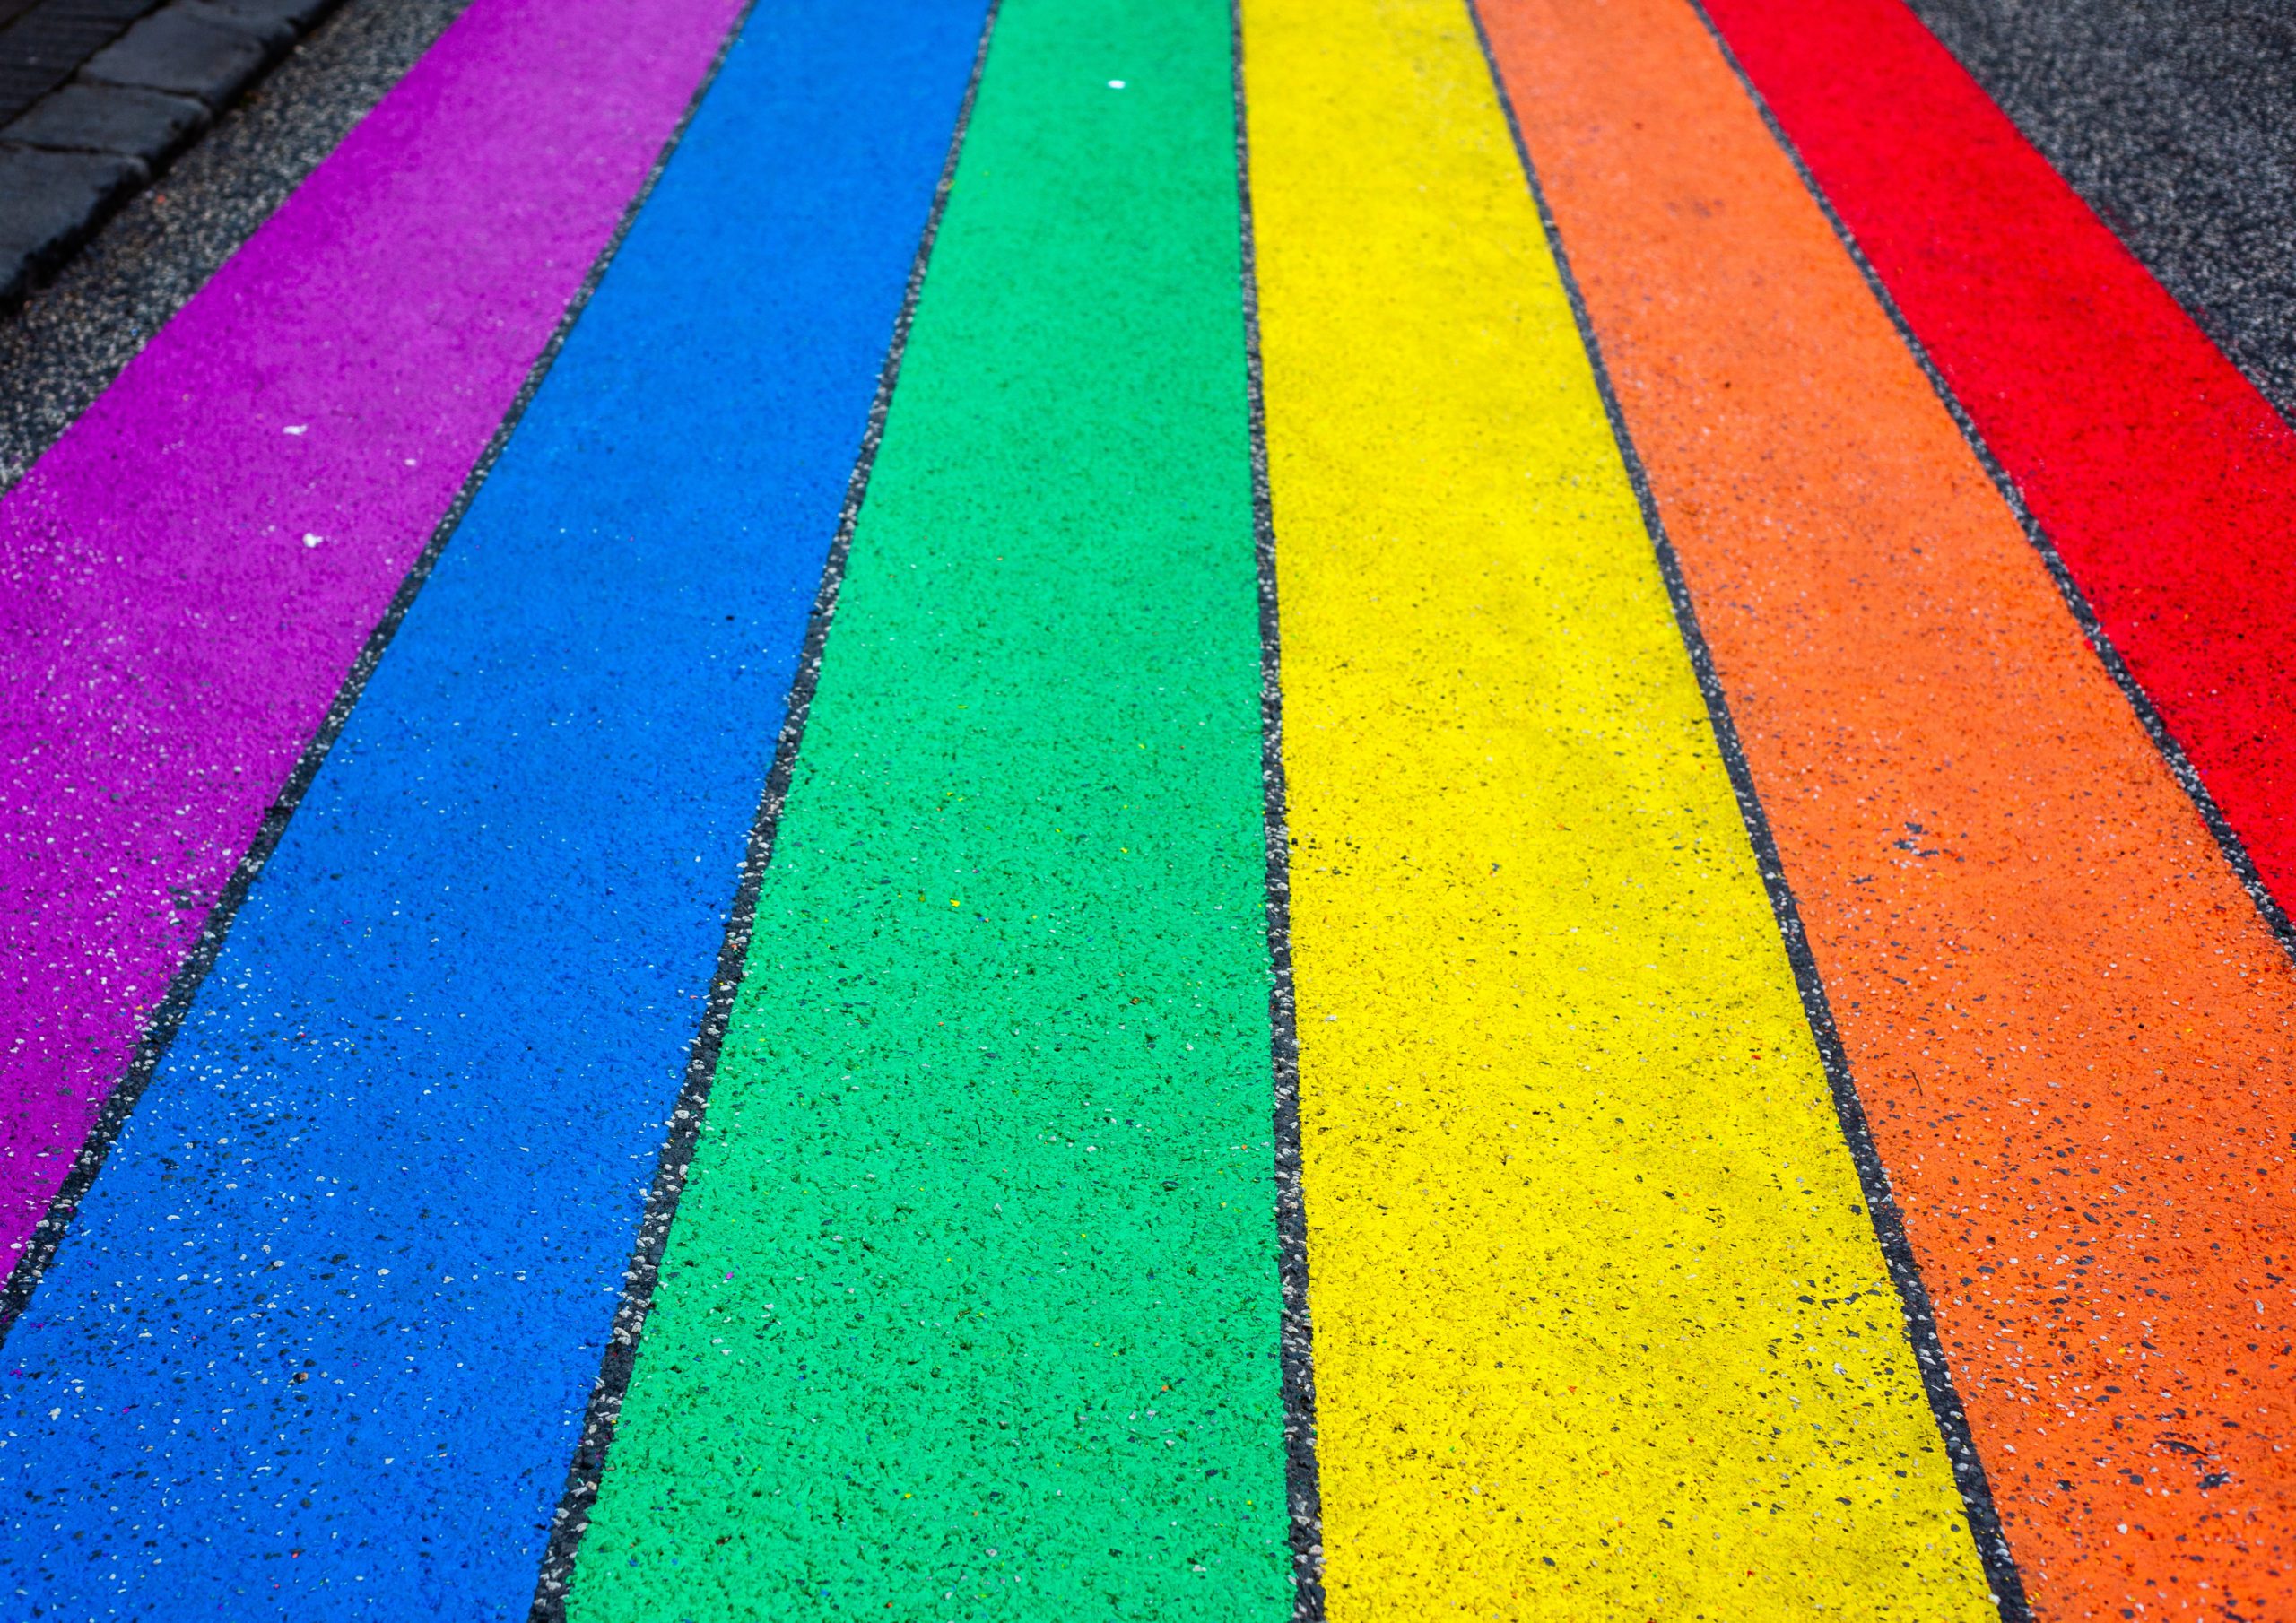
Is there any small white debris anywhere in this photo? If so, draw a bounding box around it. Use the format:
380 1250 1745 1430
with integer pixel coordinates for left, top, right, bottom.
284 424 308 436
1109 79 1125 88
302 534 324 548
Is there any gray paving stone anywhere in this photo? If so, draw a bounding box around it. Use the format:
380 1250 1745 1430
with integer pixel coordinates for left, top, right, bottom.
4 80 204 159
174 0 291 47
0 0 470 456
0 0 160 123
80 3 274 108
0 0 354 317
0 143 142 304
196 0 335 34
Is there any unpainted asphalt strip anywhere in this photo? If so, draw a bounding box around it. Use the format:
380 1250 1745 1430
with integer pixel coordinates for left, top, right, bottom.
1477 0 2296 1612
1228 0 1325 1605
1237 0 1996 1613
527 2 1001 1615
1703 0 2296 953
0 0 987 1612
0 0 474 490
0 0 744 1273
1904 0 2296 427
564 0 1297 1616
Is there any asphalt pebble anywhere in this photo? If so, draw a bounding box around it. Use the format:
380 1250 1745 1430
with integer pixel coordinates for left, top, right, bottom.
1908 0 2296 424
0 0 469 489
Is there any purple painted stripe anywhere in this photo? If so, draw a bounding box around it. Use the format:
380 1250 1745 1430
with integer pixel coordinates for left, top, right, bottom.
0 0 742 1261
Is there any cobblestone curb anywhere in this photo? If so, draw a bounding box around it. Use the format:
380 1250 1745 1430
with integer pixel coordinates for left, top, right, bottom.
0 0 343 308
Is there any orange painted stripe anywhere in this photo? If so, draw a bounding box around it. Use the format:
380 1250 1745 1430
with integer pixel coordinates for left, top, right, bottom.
1474 0 2296 1617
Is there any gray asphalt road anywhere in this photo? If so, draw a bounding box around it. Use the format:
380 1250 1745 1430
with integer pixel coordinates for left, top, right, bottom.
0 0 464 488
1909 0 2296 426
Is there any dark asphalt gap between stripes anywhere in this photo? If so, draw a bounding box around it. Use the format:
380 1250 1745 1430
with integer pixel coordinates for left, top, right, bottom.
1481 0 2296 1607
0 0 470 489
560 0 1298 1610
1226 1 1324 1613
1697 0 2296 952
525 3 1002 1614
1463 4 2027 1614
0 0 987 1614
0 0 684 1365
1907 0 2296 428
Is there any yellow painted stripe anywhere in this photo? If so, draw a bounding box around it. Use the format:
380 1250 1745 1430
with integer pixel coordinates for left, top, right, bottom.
1238 0 2000 1614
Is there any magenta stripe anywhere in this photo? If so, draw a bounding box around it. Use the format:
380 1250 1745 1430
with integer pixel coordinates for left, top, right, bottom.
0 0 741 1261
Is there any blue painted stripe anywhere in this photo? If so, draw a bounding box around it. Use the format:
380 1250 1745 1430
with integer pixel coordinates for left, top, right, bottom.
0 0 988 1614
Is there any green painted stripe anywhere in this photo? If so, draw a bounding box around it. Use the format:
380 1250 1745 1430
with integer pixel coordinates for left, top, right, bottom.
564 0 1292 1615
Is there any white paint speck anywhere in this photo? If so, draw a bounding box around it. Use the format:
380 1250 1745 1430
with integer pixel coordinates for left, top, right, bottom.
284 424 308 436
1109 79 1125 88
302 534 325 548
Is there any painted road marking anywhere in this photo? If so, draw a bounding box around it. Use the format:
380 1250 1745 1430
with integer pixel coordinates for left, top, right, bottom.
0 0 988 1613
1238 0 1996 1613
564 0 1295 1615
1895 0 2296 431
3 0 2292 1609
1478 0 2296 1611
528 7 1004 1612
0 0 744 1272
1705 0 2296 944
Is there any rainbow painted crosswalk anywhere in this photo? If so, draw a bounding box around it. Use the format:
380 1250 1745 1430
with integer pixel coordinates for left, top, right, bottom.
4 0 2295 1617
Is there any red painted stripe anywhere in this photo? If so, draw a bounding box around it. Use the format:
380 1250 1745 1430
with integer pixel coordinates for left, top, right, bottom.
1700 0 2296 935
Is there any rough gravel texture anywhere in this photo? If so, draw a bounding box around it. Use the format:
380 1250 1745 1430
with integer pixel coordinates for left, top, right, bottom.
1706 0 2296 1142
1239 0 1998 1612
8 0 2296 1615
0 0 978 1608
1906 0 2296 428
569 0 1298 1614
1485 0 2296 1612
0 0 470 490
0 0 739 1290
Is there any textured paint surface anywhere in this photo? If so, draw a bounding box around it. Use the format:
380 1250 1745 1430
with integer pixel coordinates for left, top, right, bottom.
1905 0 2296 425
565 0 1296 1616
9 0 2296 1614
0 0 477 489
0 0 742 1266
1704 0 2296 940
1477 0 2296 1615
0 0 987 1613
1239 0 1996 1614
